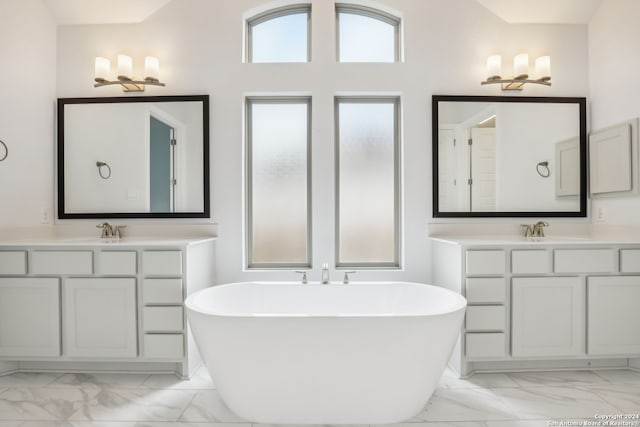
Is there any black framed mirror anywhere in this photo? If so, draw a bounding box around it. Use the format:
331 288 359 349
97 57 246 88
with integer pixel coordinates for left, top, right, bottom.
57 95 210 219
432 95 587 218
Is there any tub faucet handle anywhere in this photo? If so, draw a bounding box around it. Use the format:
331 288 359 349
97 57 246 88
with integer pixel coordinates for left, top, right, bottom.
342 271 356 284
294 270 308 284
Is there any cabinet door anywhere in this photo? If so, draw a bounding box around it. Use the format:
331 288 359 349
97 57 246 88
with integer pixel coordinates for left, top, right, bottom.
588 276 640 355
64 278 137 358
0 278 60 357
512 277 583 357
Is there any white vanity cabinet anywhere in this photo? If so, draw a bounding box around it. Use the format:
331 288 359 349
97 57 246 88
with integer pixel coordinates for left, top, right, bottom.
64 278 137 358
511 277 583 357
587 276 640 355
0 237 216 378
430 237 640 377
0 278 60 357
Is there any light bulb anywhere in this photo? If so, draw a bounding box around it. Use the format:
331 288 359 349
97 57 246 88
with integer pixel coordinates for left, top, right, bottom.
117 54 133 80
514 53 529 79
144 56 160 82
486 55 502 80
94 57 110 83
535 56 551 81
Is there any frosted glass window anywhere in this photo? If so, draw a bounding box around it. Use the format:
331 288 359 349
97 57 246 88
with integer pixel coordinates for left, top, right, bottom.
247 98 311 267
336 98 399 267
248 6 310 63
337 5 399 63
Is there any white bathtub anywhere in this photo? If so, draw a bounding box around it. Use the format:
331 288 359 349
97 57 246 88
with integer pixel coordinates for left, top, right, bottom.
185 281 466 424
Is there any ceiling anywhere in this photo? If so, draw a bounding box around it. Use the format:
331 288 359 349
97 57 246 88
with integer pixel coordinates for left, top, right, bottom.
475 0 603 24
43 0 172 25
44 0 603 25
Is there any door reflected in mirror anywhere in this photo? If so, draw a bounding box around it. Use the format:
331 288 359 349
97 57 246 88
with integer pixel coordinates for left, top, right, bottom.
433 96 586 218
58 95 209 219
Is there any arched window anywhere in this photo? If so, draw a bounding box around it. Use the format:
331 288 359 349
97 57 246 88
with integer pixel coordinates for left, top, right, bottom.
247 4 311 63
336 4 401 62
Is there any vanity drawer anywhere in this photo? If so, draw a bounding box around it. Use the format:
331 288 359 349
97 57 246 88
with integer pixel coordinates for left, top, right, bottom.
142 279 183 304
142 251 182 276
466 250 505 275
144 334 184 359
465 278 506 303
511 250 550 274
466 306 505 331
98 251 137 275
143 306 183 332
620 249 640 273
554 249 615 273
465 332 505 358
31 251 93 275
0 251 27 275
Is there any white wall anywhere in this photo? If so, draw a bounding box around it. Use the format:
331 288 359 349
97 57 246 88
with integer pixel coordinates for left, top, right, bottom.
0 0 56 234
65 103 148 212
496 103 580 211
589 0 640 226
53 0 589 284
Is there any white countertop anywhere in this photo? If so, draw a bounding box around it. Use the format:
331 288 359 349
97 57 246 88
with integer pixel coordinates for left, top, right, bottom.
429 235 640 246
0 236 217 247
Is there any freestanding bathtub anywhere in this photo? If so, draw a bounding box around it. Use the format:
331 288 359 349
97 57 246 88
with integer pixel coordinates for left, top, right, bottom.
185 281 466 424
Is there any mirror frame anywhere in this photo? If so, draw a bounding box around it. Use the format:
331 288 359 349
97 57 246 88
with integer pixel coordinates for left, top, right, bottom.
432 95 587 218
57 95 210 219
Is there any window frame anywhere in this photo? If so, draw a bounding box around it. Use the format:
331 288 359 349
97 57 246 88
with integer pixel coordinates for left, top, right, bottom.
245 96 313 269
335 3 401 63
246 4 312 63
334 96 401 269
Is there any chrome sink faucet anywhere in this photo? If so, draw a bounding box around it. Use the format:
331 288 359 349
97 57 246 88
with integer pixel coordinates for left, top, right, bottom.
96 222 126 239
97 222 114 238
321 262 330 284
532 221 549 237
521 221 549 238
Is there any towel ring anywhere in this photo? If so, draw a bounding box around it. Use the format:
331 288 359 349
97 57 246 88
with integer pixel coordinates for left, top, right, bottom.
96 161 111 179
536 161 550 178
0 140 7 162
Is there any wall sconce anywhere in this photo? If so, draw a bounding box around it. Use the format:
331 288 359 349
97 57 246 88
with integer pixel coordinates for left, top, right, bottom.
481 54 551 91
94 55 165 92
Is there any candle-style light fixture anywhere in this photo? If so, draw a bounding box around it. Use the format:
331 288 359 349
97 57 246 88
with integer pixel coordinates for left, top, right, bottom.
94 54 166 92
481 53 551 91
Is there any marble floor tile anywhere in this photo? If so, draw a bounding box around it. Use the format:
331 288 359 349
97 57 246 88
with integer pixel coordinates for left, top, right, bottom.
412 387 518 422
53 373 151 390
143 366 215 390
255 424 369 427
439 369 520 389
492 386 620 419
382 422 488 427
0 373 61 388
178 390 247 423
0 387 98 421
17 422 97 427
67 388 196 422
485 421 561 427
592 369 640 385
582 383 640 413
0 422 21 427
508 370 607 387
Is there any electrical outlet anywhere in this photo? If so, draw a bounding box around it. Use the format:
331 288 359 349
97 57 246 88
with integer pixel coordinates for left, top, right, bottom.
40 207 51 224
596 206 606 222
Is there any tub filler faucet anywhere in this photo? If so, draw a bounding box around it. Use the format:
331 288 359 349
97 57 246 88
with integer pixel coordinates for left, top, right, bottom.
321 262 330 284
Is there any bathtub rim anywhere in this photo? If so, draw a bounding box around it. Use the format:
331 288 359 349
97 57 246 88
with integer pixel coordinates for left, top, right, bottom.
185 281 467 318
